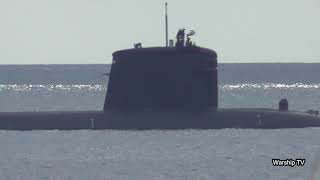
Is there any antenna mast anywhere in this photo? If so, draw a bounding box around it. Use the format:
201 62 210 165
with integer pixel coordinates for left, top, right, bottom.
165 2 168 47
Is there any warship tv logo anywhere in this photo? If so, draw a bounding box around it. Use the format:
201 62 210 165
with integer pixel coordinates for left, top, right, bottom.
272 159 306 167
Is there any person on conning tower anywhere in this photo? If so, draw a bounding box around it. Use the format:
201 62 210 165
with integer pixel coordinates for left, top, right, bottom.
175 29 185 47
186 36 191 47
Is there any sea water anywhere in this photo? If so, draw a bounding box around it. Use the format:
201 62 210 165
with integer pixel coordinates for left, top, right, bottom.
0 64 320 180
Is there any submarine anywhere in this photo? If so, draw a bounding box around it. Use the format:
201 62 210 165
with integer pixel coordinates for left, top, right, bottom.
0 4 320 130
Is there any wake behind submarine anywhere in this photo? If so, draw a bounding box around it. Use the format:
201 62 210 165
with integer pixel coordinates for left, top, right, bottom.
0 6 320 130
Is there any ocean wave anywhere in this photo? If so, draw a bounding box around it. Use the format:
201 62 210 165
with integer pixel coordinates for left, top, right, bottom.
0 83 319 92
222 83 320 90
0 84 106 92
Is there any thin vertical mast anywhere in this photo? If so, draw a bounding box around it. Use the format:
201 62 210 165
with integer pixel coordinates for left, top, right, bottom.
165 2 168 47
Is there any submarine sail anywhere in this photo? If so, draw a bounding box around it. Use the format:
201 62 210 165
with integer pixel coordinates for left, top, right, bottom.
104 46 218 110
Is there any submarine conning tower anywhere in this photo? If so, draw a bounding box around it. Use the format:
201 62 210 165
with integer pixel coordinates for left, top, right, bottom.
104 29 218 110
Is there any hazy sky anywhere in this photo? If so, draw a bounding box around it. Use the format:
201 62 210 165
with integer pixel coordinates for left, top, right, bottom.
1 0 320 64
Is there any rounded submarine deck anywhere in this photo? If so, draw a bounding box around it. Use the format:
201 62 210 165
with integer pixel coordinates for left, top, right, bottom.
0 108 319 130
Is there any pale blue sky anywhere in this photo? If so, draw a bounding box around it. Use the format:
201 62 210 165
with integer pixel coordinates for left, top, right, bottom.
1 0 320 64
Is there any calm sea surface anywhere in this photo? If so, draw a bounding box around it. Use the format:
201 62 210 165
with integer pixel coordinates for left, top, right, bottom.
0 64 320 180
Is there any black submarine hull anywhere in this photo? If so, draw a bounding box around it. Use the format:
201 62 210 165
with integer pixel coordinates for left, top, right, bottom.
0 109 319 130
2 46 319 130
